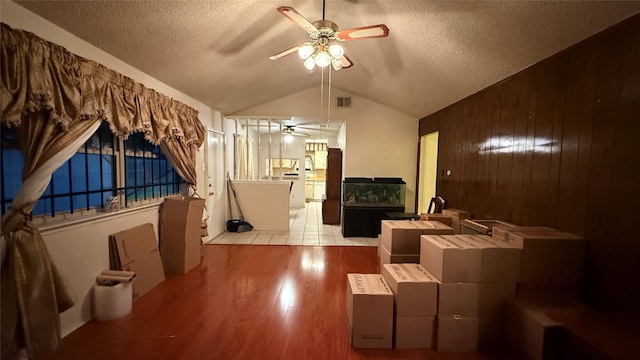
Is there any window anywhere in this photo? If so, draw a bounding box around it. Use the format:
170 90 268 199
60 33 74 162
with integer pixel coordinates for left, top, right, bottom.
0 122 184 218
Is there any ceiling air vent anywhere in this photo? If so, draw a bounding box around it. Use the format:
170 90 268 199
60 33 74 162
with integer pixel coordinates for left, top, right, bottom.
336 97 352 108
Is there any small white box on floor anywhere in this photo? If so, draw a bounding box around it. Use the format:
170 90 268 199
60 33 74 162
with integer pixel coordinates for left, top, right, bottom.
381 263 439 316
345 274 394 349
395 315 435 349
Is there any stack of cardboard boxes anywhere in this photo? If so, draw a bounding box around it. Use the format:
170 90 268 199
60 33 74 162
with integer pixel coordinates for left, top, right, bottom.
347 218 586 356
381 263 439 349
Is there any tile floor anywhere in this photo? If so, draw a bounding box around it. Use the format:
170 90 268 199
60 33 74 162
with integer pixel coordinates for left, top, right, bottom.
208 201 378 247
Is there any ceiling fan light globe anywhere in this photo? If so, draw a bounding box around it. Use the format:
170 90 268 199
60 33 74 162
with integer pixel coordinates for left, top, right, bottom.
328 44 344 59
304 57 316 70
284 133 294 143
315 51 331 67
298 44 314 59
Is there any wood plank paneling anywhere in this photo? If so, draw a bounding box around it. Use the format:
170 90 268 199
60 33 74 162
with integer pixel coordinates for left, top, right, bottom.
418 14 640 324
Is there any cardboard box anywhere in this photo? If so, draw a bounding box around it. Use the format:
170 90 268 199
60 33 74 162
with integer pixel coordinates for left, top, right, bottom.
395 316 435 349
345 274 394 349
414 220 455 236
159 196 205 275
504 299 577 360
419 213 452 227
478 312 507 350
379 243 420 269
420 235 482 283
478 282 517 316
459 235 522 282
109 223 165 301
442 208 470 234
380 220 424 254
436 316 479 352
508 231 586 285
438 283 480 317
381 263 439 316
492 226 558 243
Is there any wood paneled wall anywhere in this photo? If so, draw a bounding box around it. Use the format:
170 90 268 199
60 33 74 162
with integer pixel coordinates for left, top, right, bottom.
419 14 640 324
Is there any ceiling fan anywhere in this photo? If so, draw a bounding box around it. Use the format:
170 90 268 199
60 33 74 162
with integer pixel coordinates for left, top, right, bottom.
269 0 390 71
282 125 309 137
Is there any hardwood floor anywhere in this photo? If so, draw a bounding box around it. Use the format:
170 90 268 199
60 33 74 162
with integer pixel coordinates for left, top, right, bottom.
47 245 524 360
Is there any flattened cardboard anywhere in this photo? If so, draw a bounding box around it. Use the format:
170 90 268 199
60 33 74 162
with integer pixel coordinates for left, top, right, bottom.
346 274 394 349
109 223 165 301
436 316 479 352
395 316 435 349
159 197 205 275
381 263 439 316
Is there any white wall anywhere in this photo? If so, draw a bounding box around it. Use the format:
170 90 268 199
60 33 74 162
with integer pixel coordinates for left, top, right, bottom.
1 1 224 336
234 86 419 212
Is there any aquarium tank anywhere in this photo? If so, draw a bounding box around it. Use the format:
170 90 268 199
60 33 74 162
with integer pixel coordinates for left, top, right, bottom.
343 177 406 207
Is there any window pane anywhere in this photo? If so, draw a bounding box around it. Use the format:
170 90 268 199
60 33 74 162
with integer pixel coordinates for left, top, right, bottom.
54 196 71 213
136 158 144 185
73 194 87 210
32 197 50 216
87 154 102 191
2 148 23 199
52 162 71 194
89 192 103 208
102 155 113 189
126 157 136 187
71 153 87 192
144 158 152 185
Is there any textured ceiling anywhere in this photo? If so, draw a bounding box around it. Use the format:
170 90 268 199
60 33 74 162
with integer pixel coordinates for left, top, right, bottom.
12 1 640 119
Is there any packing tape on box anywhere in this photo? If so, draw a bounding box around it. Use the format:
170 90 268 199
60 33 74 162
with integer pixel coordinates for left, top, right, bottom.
93 282 133 321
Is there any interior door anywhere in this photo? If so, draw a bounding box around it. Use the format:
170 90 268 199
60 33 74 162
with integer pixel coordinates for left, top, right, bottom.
206 128 225 240
418 131 439 214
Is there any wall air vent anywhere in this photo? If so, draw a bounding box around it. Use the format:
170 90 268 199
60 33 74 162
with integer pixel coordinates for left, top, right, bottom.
336 97 352 108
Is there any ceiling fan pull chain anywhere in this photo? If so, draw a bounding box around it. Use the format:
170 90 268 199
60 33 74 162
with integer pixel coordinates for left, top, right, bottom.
327 66 332 121
320 67 325 113
322 0 326 21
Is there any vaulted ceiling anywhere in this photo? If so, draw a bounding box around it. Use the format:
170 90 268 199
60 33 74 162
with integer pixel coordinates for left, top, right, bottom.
11 1 640 119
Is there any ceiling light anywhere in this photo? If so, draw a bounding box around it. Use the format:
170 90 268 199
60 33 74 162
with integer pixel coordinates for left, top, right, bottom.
298 44 314 60
284 133 294 143
303 56 316 71
328 44 344 59
315 50 331 68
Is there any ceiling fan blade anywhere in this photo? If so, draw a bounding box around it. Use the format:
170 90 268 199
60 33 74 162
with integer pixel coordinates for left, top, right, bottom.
341 55 353 69
277 6 319 33
336 24 390 41
269 43 305 60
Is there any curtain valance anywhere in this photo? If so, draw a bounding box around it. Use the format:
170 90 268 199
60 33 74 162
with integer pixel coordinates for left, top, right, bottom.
1 22 205 150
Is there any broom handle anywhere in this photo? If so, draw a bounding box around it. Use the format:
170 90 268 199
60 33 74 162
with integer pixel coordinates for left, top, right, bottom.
226 173 246 221
226 173 235 219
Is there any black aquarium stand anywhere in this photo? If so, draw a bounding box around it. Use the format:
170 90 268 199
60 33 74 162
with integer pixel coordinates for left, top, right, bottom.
342 206 405 238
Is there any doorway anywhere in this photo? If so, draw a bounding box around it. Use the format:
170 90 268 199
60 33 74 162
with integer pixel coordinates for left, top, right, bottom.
205 128 225 240
418 132 439 214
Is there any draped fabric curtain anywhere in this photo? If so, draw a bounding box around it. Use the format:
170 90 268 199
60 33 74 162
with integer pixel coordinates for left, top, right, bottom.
235 134 248 180
0 23 205 359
